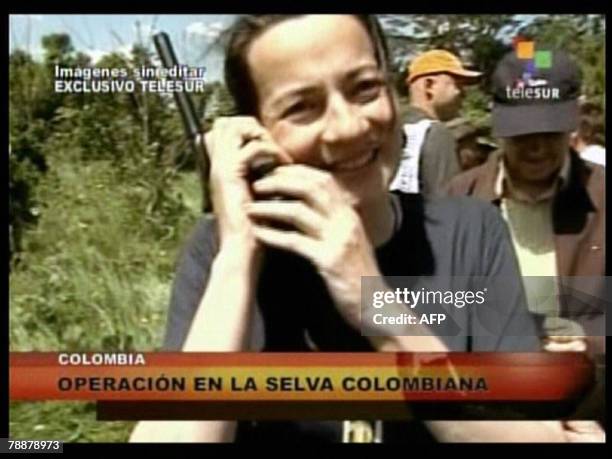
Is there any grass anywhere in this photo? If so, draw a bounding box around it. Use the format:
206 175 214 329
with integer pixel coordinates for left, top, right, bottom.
9 151 202 442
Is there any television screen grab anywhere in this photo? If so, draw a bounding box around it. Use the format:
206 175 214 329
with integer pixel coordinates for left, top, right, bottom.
7 13 606 447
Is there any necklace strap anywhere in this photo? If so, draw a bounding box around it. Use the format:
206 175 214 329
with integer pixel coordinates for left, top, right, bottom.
390 193 403 234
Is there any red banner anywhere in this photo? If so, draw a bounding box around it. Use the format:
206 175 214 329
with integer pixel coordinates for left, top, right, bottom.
10 352 594 402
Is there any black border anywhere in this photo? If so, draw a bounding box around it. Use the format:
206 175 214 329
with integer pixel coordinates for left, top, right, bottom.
5 2 609 452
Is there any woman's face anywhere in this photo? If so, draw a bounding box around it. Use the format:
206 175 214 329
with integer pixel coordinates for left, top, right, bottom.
246 15 400 211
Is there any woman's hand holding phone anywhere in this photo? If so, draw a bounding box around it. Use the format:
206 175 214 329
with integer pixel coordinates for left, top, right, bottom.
205 116 380 332
204 116 291 256
245 165 381 331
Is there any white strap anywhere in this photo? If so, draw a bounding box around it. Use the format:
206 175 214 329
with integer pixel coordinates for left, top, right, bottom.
389 119 435 194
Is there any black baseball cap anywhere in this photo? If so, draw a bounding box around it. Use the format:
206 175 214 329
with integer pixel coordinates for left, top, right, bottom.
491 48 581 137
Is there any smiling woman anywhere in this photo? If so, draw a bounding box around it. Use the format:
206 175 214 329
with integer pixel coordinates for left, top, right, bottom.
129 15 576 443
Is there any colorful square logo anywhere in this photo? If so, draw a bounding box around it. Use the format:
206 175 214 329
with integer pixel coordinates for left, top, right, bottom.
516 41 535 59
534 50 552 69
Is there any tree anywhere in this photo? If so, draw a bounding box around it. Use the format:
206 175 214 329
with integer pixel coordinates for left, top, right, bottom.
380 14 521 97
9 48 53 264
42 33 74 65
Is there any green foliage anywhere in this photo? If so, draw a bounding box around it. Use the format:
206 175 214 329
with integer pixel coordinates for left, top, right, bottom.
9 138 45 261
42 34 74 63
9 143 202 442
9 33 206 442
10 402 135 442
10 155 196 351
461 87 492 126
382 14 518 91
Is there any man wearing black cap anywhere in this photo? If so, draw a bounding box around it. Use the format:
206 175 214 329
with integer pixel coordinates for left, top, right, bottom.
446 47 605 436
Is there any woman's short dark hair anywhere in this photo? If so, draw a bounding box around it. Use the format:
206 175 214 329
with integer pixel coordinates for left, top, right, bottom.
223 15 391 116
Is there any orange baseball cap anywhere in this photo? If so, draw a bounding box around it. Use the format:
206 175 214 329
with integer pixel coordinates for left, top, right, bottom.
408 50 482 84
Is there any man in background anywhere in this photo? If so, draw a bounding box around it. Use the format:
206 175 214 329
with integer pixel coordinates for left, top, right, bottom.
570 103 605 166
390 50 481 196
446 49 605 436
446 117 497 171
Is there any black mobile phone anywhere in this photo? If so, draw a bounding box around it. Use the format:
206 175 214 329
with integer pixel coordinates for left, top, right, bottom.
152 32 281 208
246 155 282 186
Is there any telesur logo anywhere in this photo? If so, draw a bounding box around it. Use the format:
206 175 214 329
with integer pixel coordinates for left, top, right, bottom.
506 39 560 101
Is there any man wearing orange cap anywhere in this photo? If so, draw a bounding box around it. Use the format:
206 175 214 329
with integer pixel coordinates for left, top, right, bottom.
390 49 481 197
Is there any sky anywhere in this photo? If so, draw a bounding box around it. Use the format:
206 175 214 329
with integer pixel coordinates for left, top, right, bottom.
9 14 234 81
8 14 556 83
